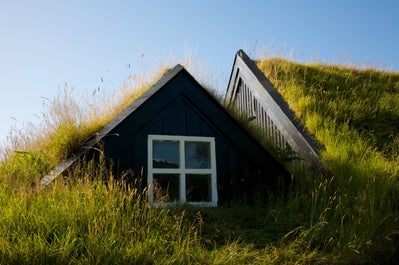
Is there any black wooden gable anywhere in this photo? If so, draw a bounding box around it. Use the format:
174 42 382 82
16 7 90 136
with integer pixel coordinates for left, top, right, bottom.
100 65 288 189
42 64 289 202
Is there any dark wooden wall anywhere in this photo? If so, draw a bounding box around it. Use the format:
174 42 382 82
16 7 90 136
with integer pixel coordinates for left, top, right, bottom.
89 68 289 202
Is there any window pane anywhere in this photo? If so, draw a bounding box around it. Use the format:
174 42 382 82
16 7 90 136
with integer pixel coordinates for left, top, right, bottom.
153 140 179 168
153 174 179 202
186 174 211 202
185 142 210 169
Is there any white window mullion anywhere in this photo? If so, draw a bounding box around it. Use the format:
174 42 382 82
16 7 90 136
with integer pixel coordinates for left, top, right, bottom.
148 134 218 207
210 138 218 204
147 137 154 205
179 140 186 203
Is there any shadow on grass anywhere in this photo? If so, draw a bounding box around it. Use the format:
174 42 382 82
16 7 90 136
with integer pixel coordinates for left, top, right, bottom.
175 202 302 249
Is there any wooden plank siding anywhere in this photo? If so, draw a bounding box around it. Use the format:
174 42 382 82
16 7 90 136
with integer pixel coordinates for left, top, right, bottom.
63 65 291 202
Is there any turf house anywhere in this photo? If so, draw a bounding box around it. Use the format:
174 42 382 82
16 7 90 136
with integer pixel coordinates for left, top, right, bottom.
6 48 398 264
41 50 323 206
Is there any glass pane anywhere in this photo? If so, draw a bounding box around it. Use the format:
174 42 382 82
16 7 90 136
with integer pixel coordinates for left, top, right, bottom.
153 174 179 202
186 174 211 202
185 142 210 169
153 140 179 168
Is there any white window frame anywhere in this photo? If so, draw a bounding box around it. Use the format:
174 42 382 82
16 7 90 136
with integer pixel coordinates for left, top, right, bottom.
148 134 218 207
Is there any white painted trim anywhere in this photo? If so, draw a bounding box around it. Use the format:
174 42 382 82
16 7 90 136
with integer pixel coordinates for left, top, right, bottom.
179 139 186 203
152 168 213 174
147 134 218 207
147 137 154 205
210 137 218 204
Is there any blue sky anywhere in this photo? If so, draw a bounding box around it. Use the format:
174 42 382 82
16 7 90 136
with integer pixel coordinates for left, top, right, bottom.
1 0 398 145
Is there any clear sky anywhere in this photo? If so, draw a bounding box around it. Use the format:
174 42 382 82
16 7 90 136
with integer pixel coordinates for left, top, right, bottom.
1 0 398 145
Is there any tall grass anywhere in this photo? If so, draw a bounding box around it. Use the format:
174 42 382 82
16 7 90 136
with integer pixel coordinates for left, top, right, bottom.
1 51 399 264
0 157 332 264
256 58 399 263
0 162 200 264
0 67 163 190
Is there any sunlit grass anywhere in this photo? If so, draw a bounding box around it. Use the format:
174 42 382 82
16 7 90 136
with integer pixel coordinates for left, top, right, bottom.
1 52 399 264
0 67 164 190
256 58 399 263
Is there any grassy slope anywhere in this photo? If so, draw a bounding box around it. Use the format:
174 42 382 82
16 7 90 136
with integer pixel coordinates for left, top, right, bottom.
256 59 399 263
1 59 399 264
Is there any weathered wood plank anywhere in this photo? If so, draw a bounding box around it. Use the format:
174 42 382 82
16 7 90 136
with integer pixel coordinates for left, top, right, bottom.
226 50 324 171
